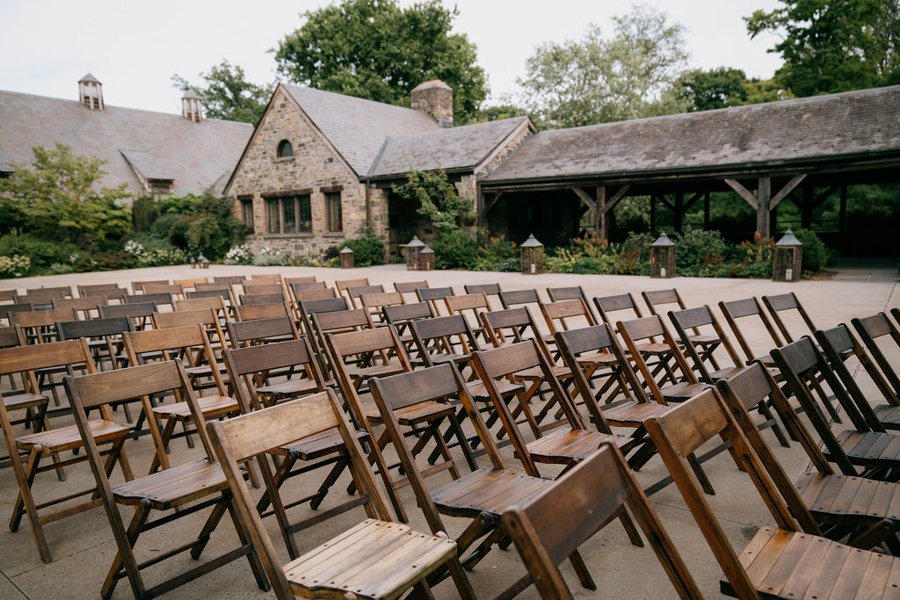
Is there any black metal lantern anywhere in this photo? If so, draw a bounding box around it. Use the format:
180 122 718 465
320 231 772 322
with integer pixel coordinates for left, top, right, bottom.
340 247 354 269
520 234 544 275
650 233 675 278
404 235 426 271
418 246 435 271
773 229 803 282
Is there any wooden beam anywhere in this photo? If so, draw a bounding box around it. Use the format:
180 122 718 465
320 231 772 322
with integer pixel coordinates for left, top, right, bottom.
596 185 606 239
571 187 596 212
607 184 631 210
657 194 675 211
813 185 839 208
756 177 772 237
484 192 504 215
683 191 703 212
725 178 758 209
769 174 806 209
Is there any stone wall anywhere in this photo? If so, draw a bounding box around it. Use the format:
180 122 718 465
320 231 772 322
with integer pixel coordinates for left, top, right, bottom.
227 87 369 258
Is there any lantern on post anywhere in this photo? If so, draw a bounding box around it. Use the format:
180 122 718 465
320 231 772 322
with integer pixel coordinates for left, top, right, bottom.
197 252 210 269
520 234 544 275
404 235 426 271
418 246 435 271
649 233 675 278
339 247 354 269
773 229 802 282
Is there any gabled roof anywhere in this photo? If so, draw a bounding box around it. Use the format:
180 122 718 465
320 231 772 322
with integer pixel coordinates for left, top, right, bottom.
483 85 900 185
0 89 253 195
281 84 438 175
366 116 531 179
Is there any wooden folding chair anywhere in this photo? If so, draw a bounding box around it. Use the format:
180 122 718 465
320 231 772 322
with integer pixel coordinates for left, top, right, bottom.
334 277 370 304
174 295 229 325
717 363 900 553
212 275 246 286
346 284 384 309
143 283 185 298
369 364 559 589
99 301 157 331
772 337 900 481
124 324 237 472
130 279 169 294
20 286 74 304
547 285 599 321
593 292 644 329
296 295 349 361
719 296 785 367
249 273 283 283
284 275 317 285
445 292 490 342
66 361 268 599
52 295 108 320
417 286 454 316
57 315 132 372
645 387 900 599
227 316 300 348
311 308 374 379
292 286 337 302
2 302 33 325
240 292 287 307
464 283 503 310
242 282 285 297
0 340 132 563
852 312 900 405
10 307 77 344
471 340 644 546
762 291 819 343
503 441 701 599
393 280 429 303
173 277 209 292
206 390 472 599
124 292 174 311
669 305 746 382
359 290 404 323
78 283 126 302
235 301 293 322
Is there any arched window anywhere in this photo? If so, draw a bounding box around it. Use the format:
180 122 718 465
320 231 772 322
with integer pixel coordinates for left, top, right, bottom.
276 139 293 158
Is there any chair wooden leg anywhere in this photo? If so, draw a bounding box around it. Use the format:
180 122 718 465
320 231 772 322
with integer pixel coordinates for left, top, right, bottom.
9 449 53 563
224 494 269 591
617 507 645 548
567 549 597 591
189 494 230 560
101 501 150 600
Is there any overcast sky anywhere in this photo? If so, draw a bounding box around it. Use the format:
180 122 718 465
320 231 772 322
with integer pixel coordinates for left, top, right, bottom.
0 0 783 115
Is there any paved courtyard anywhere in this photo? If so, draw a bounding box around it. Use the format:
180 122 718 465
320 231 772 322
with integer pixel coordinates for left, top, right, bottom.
0 264 898 599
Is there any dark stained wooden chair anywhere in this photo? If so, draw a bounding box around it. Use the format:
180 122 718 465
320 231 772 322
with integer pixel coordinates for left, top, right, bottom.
852 312 900 405
99 301 157 331
249 273 283 283
717 362 900 553
234 300 293 322
227 316 300 348
503 441 701 599
239 292 287 306
0 340 132 563
10 306 77 344
284 275 318 285
719 296 785 367
1 302 33 325
464 282 503 310
311 308 374 380
772 337 900 482
52 295 108 320
241 282 284 297
206 390 473 600
124 291 173 311
445 292 491 343
646 387 900 599
547 285 600 322
417 286 455 316
292 286 338 302
56 316 133 373
593 291 645 331
334 277 369 300
78 283 126 302
669 305 746 382
359 290 404 323
142 283 185 299
540 297 596 336
762 291 819 343
383 300 435 357
212 275 246 286
222 340 370 559
346 283 384 309
471 340 645 547
393 279 429 303
66 361 268 599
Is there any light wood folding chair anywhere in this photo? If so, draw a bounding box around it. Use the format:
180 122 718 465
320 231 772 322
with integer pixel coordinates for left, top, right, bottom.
346 284 384 309
283 275 317 285
719 296 785 367
78 283 126 302
445 292 491 343
143 283 185 298
52 295 108 320
173 277 209 292
0 340 132 563
249 273 283 283
334 277 369 303
393 279 429 303
66 361 268 599
646 387 900 599
130 279 169 294
207 390 472 599
503 441 701 599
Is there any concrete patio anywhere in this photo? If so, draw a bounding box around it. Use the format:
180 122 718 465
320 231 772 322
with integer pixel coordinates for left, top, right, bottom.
1 264 897 599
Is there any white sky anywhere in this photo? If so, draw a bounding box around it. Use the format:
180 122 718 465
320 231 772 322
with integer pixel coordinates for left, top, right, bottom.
0 0 783 115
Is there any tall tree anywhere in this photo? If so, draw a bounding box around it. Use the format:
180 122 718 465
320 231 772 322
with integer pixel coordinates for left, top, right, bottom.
675 67 749 111
746 0 900 96
273 0 488 123
172 60 273 125
516 5 689 128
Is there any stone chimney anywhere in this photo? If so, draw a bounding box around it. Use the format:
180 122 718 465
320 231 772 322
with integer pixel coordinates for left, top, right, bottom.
411 80 453 127
78 73 104 111
182 94 203 123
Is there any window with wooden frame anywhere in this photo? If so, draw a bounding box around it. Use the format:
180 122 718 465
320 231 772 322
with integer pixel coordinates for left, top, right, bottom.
240 198 255 233
276 139 293 159
265 194 312 235
325 191 342 233
148 178 173 197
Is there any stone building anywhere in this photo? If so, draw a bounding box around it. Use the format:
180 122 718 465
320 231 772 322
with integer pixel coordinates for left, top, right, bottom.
0 75 252 197
224 80 534 257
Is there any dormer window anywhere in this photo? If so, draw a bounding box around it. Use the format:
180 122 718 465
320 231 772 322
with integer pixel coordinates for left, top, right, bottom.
276 139 293 159
148 178 173 197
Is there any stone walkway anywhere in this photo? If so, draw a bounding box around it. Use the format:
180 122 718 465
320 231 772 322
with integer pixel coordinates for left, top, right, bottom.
0 264 897 599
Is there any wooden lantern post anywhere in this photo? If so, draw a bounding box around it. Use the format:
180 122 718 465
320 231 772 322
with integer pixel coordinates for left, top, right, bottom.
418 246 435 271
520 234 544 275
340 247 354 269
650 233 675 278
404 235 425 271
773 229 803 282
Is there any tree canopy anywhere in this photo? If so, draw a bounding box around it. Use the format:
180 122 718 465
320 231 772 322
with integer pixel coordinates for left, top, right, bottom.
273 0 488 123
675 67 749 111
172 60 273 125
0 144 131 249
746 0 900 96
516 5 689 128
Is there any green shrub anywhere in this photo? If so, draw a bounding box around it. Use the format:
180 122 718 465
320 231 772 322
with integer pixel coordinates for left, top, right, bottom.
792 228 835 274
0 234 80 270
340 230 384 267
152 193 246 260
474 234 518 271
123 233 187 267
432 229 478 269
675 229 728 276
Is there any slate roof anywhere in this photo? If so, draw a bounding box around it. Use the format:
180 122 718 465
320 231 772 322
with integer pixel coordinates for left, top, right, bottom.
367 117 530 178
0 90 253 195
483 85 900 185
281 84 438 175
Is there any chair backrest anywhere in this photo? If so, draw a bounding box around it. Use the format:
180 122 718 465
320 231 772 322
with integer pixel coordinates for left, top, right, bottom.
10 307 77 343
416 286 454 315
410 314 480 365
359 291 404 322
0 339 96 403
393 280 429 294
174 296 228 317
227 316 299 347
288 280 327 300
131 279 169 293
335 278 370 295
770 337 868 475
239 292 286 306
502 442 700 600
152 307 218 329
23 285 73 301
669 305 743 382
52 296 108 319
555 324 644 430
312 308 373 337
2 302 33 323
617 316 698 400
213 275 246 286
464 283 502 309
205 390 393 600
242 282 284 296
0 325 20 348
56 317 132 362
718 297 784 363
173 277 209 291
194 282 233 293
761 292 817 343
499 288 542 309
249 273 283 282
383 301 434 325
77 283 125 300
472 340 584 475
540 298 596 335
646 387 808 599
125 292 174 310
235 301 292 322
98 301 157 329
0 289 15 303
346 284 385 308
186 288 235 306
641 288 686 317
546 285 586 303
593 292 643 327
851 313 900 399
480 306 556 362
293 287 337 301
284 275 317 285
223 338 326 413
143 283 184 297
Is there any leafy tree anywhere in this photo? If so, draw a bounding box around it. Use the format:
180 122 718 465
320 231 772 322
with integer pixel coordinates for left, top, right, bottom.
675 67 749 111
470 103 532 123
274 0 488 123
172 60 273 125
151 192 246 260
739 77 793 104
746 0 900 96
0 144 131 249
517 5 689 127
392 170 474 232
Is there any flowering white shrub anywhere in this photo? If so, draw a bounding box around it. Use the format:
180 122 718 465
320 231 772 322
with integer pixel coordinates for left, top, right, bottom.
224 244 254 265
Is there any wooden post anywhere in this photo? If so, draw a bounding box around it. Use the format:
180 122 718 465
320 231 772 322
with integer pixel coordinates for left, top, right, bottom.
839 185 847 233
596 185 607 240
756 177 771 238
